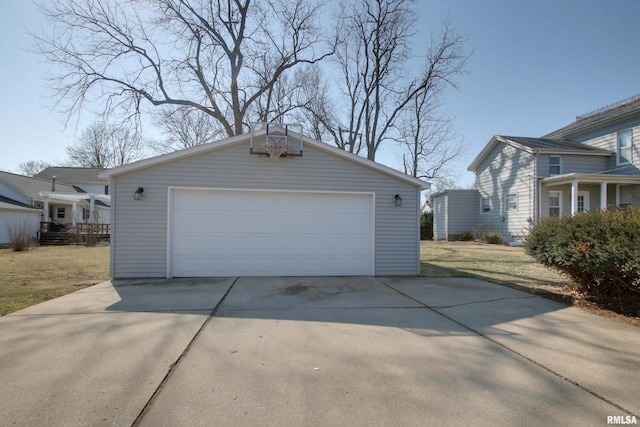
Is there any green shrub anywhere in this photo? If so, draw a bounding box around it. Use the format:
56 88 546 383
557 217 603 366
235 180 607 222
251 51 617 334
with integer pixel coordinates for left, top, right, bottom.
421 212 433 240
460 231 473 241
484 232 502 244
526 208 640 315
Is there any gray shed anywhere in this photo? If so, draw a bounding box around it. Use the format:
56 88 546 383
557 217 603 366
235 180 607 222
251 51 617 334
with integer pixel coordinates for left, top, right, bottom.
432 189 479 241
99 128 428 278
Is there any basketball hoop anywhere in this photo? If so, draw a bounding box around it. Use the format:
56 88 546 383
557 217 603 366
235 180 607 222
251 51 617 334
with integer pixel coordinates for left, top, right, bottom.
265 139 288 160
250 122 303 157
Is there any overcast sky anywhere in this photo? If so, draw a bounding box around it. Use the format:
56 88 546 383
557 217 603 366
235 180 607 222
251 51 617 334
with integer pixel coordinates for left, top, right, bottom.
1 0 639 188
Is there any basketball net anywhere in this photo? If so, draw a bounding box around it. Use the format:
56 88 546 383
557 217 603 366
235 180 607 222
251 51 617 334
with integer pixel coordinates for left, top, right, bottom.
265 140 288 160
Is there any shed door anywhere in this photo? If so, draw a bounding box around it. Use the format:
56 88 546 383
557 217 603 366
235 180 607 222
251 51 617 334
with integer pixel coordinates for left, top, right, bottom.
169 189 374 277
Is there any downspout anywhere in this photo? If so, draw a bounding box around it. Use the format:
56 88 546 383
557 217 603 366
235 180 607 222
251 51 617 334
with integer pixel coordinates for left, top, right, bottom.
534 151 540 226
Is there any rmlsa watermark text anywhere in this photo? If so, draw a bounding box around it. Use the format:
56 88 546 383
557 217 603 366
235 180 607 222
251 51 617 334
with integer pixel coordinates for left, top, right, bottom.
607 415 638 425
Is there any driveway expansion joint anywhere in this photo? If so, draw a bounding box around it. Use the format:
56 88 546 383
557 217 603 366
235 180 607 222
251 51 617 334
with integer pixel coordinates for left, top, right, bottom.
375 277 636 416
430 295 538 310
131 277 240 426
216 305 425 313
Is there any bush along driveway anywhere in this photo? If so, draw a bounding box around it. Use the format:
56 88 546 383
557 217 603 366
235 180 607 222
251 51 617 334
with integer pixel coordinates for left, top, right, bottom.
526 208 640 319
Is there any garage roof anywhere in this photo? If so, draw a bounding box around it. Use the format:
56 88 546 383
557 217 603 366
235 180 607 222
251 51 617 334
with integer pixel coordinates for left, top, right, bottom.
98 130 429 189
0 195 40 212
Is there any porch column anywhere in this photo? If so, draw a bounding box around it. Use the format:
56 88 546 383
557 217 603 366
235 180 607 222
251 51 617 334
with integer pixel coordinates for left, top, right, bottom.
571 181 579 215
43 196 49 222
600 182 608 211
89 195 96 224
72 202 77 226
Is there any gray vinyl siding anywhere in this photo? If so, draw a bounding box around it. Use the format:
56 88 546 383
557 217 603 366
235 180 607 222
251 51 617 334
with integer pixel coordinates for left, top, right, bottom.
475 143 535 242
571 117 640 169
433 195 447 241
619 184 640 207
111 140 420 277
537 154 610 177
448 191 478 237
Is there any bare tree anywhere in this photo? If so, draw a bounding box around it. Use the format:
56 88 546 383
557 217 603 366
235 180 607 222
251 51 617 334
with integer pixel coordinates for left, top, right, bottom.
289 65 339 143
67 122 143 168
398 91 467 191
17 160 52 177
149 107 225 153
32 0 335 136
311 1 469 161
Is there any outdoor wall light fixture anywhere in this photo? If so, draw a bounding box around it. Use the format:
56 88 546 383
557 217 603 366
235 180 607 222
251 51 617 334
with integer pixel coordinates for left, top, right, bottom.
394 194 402 206
134 187 145 201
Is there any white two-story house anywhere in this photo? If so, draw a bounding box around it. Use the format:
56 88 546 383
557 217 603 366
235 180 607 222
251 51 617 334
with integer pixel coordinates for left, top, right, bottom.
433 95 640 242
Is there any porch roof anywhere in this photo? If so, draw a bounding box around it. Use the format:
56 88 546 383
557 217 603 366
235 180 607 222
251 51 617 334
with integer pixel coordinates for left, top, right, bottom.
39 192 111 205
541 171 640 186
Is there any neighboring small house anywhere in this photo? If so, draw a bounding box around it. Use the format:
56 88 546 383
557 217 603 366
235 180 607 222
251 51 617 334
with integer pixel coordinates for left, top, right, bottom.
0 171 111 245
100 126 429 278
34 167 111 224
435 95 640 242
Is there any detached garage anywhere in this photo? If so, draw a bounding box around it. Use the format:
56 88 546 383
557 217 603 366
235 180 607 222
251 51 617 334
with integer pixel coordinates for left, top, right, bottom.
100 127 428 278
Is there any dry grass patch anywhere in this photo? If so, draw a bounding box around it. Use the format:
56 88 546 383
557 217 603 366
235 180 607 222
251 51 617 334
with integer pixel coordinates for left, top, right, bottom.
421 240 570 296
0 245 110 316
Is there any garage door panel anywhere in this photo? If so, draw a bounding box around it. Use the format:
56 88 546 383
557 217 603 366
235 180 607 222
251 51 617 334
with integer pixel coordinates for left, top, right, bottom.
170 189 373 277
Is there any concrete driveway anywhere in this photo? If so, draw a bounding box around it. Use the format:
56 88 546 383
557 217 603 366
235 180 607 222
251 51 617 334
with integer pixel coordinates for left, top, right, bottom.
1 277 638 426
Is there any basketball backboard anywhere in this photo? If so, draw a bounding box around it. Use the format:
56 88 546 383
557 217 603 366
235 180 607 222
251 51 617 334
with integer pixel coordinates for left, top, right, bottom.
250 123 303 158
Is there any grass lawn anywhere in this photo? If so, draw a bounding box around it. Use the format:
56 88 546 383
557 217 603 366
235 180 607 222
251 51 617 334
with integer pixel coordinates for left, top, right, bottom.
0 245 110 316
421 240 571 296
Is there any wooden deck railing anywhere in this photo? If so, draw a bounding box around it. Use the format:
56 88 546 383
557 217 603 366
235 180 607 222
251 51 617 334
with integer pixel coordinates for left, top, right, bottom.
40 222 110 235
39 222 110 245
74 223 110 235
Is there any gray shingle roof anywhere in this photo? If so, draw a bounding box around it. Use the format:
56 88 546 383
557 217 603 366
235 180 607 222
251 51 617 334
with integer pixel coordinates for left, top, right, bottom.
35 167 108 183
498 136 611 153
597 164 640 176
0 171 84 201
543 96 640 139
0 195 40 210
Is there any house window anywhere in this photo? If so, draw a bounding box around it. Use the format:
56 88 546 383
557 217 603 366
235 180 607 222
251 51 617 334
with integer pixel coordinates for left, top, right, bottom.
549 156 561 175
57 207 66 219
506 194 517 211
549 191 561 217
481 197 491 213
617 129 632 165
104 185 109 195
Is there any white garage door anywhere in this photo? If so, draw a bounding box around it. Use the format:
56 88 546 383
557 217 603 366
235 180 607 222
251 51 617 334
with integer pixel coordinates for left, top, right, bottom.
169 189 374 277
